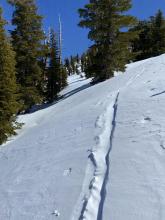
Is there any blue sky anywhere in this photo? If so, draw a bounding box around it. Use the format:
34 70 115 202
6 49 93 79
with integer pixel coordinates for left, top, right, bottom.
0 0 165 59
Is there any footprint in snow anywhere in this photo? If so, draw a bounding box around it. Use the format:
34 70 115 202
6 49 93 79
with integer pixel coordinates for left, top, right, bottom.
52 209 60 217
160 140 165 150
132 140 137 143
63 168 72 176
144 117 151 121
95 101 103 106
140 117 151 124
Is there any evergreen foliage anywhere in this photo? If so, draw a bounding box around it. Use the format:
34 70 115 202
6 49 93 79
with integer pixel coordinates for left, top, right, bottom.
64 58 72 75
8 0 45 111
39 39 50 100
78 0 137 82
76 54 80 64
130 21 153 61
60 66 68 89
47 29 61 102
47 29 67 102
81 53 88 73
0 8 19 144
64 55 82 75
151 10 165 56
70 55 76 73
131 10 165 61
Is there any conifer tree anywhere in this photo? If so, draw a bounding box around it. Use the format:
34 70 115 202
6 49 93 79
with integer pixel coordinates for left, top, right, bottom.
0 8 19 144
64 58 72 75
78 0 137 82
39 35 50 100
70 55 76 73
75 54 81 74
81 53 87 72
131 10 165 61
60 66 68 89
47 29 61 102
76 54 80 63
130 20 153 61
151 10 165 56
47 29 67 102
8 0 45 111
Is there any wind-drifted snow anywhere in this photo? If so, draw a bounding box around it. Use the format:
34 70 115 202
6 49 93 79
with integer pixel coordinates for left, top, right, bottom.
1 55 165 220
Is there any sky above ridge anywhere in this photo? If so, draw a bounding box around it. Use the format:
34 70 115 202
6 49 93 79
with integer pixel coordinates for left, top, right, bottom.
0 0 165 59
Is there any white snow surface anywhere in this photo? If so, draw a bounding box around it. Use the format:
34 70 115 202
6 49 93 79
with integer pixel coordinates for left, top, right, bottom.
1 55 165 219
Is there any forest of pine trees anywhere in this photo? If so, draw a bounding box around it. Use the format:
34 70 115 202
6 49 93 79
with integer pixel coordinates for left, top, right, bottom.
1 0 165 144
0 0 68 144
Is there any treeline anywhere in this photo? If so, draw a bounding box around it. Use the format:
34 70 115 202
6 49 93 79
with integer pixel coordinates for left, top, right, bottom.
0 0 67 144
78 0 165 83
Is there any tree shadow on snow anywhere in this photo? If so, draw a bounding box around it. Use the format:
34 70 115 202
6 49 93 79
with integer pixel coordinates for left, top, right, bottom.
69 78 87 85
23 82 92 115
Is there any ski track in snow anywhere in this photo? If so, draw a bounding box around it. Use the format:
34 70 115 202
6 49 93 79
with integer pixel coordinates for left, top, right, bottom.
76 65 146 220
78 91 119 220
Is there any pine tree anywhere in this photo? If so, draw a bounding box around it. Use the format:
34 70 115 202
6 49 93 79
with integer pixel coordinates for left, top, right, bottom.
76 54 80 63
130 20 153 61
39 34 50 101
47 29 61 102
8 0 45 111
0 8 19 144
130 10 165 61
70 55 76 73
78 0 137 82
151 10 165 56
64 58 72 75
60 66 68 89
75 54 81 74
81 53 88 73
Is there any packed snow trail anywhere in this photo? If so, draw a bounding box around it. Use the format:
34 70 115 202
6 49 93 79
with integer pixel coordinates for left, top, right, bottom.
74 58 149 220
77 92 119 220
97 92 119 220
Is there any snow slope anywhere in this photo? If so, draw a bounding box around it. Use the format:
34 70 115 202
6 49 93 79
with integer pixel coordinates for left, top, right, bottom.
1 55 165 220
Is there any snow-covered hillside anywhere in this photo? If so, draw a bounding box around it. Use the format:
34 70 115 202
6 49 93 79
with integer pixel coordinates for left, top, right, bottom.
1 54 165 220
